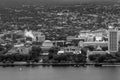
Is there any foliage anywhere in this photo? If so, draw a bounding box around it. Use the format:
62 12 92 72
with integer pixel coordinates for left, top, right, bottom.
0 45 4 51
0 53 31 62
88 53 120 63
72 54 86 63
29 46 42 58
102 46 108 51
81 47 87 56
84 46 95 51
50 52 86 63
48 46 60 60
88 54 101 62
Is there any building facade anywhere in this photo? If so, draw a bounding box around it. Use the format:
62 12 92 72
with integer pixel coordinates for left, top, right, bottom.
108 29 118 53
78 28 108 42
33 31 45 42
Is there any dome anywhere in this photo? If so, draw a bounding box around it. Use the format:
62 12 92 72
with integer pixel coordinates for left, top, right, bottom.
42 40 53 47
44 40 51 43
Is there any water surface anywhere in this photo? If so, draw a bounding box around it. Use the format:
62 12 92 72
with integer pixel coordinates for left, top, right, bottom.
0 66 120 80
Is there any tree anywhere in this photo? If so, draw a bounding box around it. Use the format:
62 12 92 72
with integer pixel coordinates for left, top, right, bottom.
48 47 60 60
97 54 106 63
73 54 86 63
29 46 42 58
84 45 95 51
72 39 80 46
81 47 87 56
102 46 108 51
5 44 13 50
88 54 101 62
0 45 4 51
53 54 68 63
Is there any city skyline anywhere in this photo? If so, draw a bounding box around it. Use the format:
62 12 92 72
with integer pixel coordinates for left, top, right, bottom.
0 1 120 80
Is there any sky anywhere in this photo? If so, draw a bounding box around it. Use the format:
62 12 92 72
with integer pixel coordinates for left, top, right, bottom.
0 0 116 3
0 0 118 7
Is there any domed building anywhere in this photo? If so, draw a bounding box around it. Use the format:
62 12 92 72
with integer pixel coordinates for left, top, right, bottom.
41 40 54 51
42 40 53 47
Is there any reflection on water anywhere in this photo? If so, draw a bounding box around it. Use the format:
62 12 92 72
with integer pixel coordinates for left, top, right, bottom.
0 66 120 80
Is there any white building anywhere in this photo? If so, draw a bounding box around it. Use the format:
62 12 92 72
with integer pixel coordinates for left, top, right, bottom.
41 40 54 50
78 28 108 42
60 46 81 54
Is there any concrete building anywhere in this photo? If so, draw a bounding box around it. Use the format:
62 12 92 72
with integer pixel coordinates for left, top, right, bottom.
24 30 45 42
82 42 108 47
118 30 120 42
7 44 32 55
60 46 81 54
78 30 90 42
108 29 118 53
42 40 53 47
78 28 108 42
33 31 45 42
41 40 54 51
88 51 108 55
66 36 77 42
52 40 65 47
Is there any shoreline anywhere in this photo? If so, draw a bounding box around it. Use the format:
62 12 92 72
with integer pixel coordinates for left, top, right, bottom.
0 62 120 67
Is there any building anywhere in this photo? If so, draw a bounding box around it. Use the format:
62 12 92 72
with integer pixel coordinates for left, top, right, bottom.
60 46 81 54
42 40 53 47
24 30 45 42
78 28 108 42
78 30 90 42
41 40 54 51
52 40 65 47
33 31 45 42
7 44 32 54
118 30 120 42
82 42 108 47
108 29 118 53
66 36 77 42
88 51 108 55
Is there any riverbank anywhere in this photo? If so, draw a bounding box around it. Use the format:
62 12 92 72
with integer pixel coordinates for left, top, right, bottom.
0 62 85 67
1 62 120 67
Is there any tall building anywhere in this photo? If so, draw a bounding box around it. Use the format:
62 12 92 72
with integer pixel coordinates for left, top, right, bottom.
108 29 118 53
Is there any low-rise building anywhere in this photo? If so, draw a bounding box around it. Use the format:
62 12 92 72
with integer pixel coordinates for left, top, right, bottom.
60 46 81 54
78 28 108 42
32 31 45 42
7 43 32 54
88 51 108 55
82 41 108 47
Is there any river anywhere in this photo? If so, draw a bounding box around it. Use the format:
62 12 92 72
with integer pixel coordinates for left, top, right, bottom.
0 66 120 80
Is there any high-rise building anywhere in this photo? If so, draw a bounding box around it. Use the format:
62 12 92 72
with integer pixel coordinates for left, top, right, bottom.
108 29 118 53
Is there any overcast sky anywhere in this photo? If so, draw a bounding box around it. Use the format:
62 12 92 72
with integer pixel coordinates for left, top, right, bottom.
0 0 117 2
0 0 118 4
0 0 118 7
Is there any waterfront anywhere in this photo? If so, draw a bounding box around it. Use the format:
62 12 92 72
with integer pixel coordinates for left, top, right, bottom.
0 66 120 80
